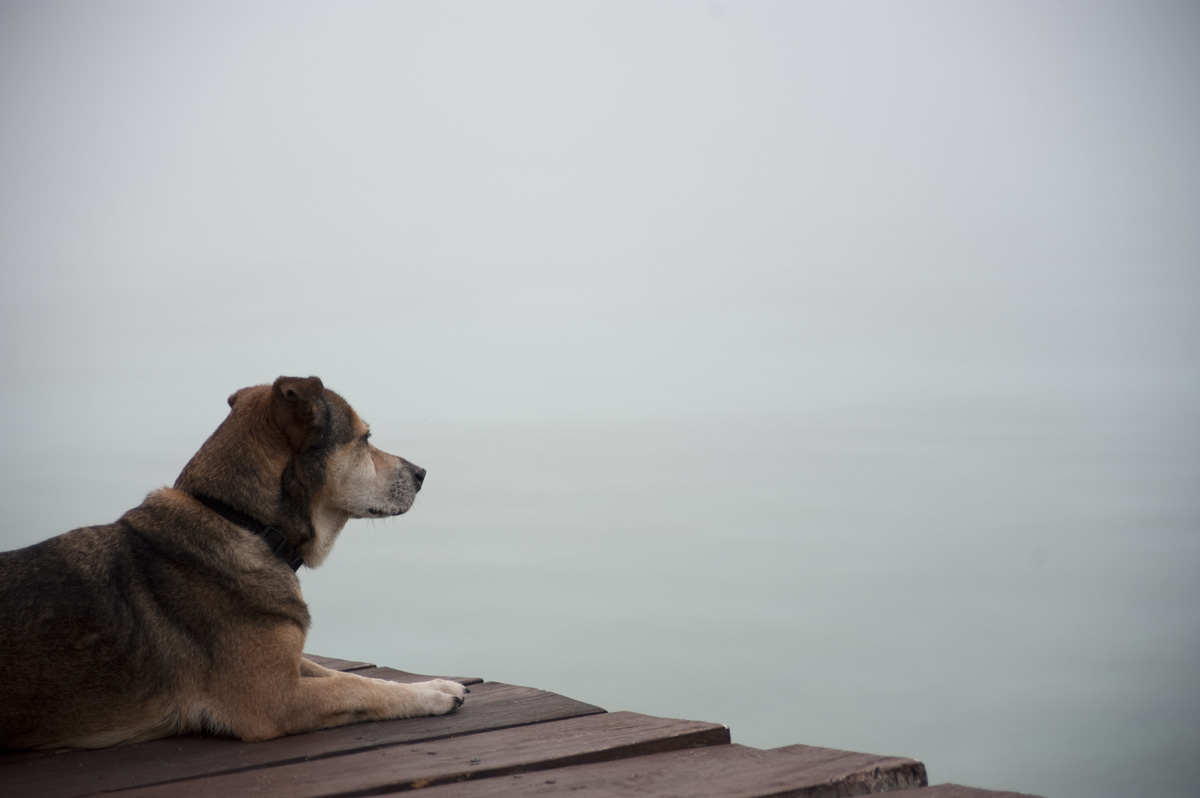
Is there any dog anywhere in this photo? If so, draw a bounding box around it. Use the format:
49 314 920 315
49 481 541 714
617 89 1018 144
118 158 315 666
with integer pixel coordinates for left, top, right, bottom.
0 376 466 749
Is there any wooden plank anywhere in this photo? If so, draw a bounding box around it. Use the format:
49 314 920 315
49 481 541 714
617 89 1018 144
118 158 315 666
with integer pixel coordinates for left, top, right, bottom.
886 785 1045 798
111 711 731 798
0 665 481 771
404 742 927 798
302 653 377 671
349 666 484 687
302 656 484 686
0 681 604 798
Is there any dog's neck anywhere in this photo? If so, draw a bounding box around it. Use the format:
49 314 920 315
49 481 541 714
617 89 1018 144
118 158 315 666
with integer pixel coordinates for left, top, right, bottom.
307 506 351 569
194 494 305 572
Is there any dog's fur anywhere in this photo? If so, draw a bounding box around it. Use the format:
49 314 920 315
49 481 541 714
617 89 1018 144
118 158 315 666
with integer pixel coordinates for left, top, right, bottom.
0 376 465 750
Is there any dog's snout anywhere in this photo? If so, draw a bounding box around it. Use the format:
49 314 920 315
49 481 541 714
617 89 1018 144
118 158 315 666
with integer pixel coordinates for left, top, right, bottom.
412 466 426 490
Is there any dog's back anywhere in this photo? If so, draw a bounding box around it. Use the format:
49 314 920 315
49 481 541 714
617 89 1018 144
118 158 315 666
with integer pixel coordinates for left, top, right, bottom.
0 490 310 749
0 521 158 748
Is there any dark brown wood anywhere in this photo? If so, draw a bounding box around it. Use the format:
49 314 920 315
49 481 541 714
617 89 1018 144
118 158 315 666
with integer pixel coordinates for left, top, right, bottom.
0 681 604 798
0 656 397 767
303 653 377 671
300 654 484 685
0 652 1041 798
402 742 928 798
887 785 1045 798
347 666 484 687
110 712 730 797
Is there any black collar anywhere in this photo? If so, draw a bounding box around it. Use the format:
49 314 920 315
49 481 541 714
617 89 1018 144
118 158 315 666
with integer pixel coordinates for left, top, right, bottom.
194 495 304 572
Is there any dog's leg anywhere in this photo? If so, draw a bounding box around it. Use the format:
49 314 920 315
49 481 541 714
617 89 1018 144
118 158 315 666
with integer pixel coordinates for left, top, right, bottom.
214 668 467 742
278 670 467 740
299 657 341 678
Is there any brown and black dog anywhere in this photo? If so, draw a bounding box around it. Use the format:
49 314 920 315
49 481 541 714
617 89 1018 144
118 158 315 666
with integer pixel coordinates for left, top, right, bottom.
0 376 465 749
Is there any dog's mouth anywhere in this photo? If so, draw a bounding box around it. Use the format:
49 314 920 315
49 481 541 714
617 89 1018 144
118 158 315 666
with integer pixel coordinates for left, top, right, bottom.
366 506 406 517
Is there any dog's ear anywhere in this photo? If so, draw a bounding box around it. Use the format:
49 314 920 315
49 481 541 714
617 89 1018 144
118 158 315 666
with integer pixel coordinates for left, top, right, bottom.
272 376 326 451
227 387 250 408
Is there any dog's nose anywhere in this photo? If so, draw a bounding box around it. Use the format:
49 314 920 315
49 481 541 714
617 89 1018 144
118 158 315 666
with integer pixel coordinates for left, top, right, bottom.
412 466 426 489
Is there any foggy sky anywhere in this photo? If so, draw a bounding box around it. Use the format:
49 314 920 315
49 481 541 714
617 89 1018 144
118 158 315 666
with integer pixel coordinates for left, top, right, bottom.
2 1 1197 425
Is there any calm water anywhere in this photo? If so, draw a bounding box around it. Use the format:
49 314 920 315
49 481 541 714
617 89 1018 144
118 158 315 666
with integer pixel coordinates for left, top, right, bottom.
4 383 1196 798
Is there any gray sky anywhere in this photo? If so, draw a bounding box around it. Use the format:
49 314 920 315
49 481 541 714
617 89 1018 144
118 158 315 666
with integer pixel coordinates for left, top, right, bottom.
2 1 1197 426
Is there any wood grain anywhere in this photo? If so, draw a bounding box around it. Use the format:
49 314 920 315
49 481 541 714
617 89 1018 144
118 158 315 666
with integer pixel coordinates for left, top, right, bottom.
0 681 603 798
887 785 1046 798
0 653 1042 798
110 712 730 797
302 653 377 672
343 666 484 687
405 742 927 798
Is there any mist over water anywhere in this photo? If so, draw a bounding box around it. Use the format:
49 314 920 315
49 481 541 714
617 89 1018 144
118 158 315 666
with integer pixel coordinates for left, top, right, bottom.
2 3 1198 797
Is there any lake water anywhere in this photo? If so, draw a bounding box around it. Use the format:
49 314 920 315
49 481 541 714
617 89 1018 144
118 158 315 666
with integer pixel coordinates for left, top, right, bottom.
2 369 1196 798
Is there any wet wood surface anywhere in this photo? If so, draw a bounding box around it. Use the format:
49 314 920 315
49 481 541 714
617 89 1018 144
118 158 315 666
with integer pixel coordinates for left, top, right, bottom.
0 653 1042 798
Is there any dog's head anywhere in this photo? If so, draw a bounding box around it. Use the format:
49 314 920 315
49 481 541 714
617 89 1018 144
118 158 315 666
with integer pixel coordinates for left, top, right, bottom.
174 376 425 567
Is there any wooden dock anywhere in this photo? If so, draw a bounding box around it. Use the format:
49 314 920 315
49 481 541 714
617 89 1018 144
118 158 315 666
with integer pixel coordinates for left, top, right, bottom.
0 654 1041 797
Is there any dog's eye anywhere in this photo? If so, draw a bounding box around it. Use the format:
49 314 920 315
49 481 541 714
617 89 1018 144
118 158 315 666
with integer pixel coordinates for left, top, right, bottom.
361 433 371 445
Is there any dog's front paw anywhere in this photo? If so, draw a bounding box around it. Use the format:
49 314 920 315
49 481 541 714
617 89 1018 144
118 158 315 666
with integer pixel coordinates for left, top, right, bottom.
417 678 468 716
